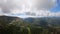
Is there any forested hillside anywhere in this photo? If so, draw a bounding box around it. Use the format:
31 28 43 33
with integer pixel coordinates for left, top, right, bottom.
0 16 60 34
24 17 60 27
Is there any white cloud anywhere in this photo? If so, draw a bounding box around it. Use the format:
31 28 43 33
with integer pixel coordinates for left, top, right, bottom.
4 10 60 18
0 0 60 18
25 10 60 17
0 0 57 13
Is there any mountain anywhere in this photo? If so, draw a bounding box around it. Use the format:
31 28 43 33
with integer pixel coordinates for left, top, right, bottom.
0 15 60 34
24 17 60 27
0 15 60 27
0 15 31 27
0 15 24 26
0 15 19 23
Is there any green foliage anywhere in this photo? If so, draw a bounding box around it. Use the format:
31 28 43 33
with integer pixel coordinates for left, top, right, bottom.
0 16 60 34
0 20 60 34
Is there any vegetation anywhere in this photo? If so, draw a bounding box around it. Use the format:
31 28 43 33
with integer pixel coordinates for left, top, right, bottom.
0 16 60 34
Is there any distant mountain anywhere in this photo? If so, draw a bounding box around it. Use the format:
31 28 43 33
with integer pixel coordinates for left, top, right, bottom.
0 15 60 27
24 17 60 27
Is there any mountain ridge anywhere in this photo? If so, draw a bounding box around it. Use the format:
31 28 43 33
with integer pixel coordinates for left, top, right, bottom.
0 15 60 27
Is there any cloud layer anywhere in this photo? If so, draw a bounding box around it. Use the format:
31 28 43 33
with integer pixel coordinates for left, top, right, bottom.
0 0 60 18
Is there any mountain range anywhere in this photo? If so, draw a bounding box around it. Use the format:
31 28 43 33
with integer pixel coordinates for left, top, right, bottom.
0 15 60 27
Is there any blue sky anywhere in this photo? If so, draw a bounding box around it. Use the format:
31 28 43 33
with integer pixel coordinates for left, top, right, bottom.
0 0 60 18
51 0 60 12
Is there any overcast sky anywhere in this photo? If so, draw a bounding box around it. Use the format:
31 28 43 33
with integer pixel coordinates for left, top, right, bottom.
0 0 60 18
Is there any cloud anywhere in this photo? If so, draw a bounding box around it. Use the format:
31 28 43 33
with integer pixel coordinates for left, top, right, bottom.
0 0 57 13
4 10 60 18
25 10 60 17
0 0 59 18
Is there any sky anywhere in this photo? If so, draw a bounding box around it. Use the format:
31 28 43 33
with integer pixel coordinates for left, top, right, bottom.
0 0 60 18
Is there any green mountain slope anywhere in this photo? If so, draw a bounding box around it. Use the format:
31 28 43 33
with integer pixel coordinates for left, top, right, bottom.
24 17 60 27
0 16 60 34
